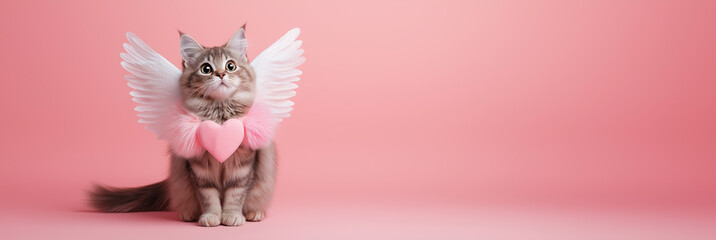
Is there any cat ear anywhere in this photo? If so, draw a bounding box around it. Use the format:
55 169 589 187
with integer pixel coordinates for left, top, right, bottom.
226 28 247 59
180 34 203 65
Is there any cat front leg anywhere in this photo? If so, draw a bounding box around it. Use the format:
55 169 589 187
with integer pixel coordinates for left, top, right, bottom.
190 161 223 227
220 159 255 226
197 188 222 227
221 186 248 226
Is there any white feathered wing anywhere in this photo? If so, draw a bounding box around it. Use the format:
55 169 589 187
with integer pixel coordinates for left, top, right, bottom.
251 28 306 124
119 28 304 158
120 32 203 158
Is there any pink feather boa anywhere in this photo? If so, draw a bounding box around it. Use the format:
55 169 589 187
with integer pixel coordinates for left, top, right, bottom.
241 103 276 149
169 103 276 158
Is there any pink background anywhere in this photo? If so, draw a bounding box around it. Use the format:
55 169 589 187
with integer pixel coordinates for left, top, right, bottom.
1 0 715 239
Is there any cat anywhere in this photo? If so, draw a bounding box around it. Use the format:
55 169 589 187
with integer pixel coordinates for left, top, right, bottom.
90 26 277 227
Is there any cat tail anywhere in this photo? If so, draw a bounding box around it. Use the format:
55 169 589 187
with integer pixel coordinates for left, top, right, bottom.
89 180 170 212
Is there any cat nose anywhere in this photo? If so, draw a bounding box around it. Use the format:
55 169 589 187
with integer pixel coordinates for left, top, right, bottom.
216 72 226 79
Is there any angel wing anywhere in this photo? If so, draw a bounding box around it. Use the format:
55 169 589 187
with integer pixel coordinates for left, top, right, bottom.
120 33 203 158
251 28 306 123
118 28 304 156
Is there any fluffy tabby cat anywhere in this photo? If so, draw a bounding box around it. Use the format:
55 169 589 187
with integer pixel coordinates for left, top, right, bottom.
90 26 277 227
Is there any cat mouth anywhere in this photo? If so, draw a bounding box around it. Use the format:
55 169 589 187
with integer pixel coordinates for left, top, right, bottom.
209 83 236 100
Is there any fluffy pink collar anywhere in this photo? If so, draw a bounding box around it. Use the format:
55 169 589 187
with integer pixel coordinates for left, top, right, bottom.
170 103 275 162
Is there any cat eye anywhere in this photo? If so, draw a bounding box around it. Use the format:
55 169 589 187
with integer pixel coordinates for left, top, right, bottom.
199 63 213 75
226 61 237 72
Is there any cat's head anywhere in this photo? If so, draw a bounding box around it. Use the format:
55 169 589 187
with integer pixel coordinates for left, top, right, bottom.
178 28 256 103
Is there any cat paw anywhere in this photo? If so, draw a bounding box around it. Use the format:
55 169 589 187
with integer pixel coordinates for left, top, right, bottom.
244 210 265 222
221 212 246 226
198 213 221 227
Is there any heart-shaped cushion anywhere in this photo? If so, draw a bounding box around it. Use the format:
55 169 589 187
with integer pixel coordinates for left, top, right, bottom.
197 119 244 163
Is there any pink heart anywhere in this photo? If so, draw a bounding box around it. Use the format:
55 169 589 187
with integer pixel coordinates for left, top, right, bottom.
197 119 245 163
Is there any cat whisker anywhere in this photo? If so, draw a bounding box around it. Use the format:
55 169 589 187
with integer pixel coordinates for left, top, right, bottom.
187 85 205 98
200 83 218 101
194 82 215 100
198 84 210 98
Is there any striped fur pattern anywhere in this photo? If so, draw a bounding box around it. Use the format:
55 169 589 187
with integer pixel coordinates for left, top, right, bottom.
90 27 277 227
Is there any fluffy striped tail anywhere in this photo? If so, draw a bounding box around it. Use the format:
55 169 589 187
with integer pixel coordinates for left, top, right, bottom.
89 180 170 212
